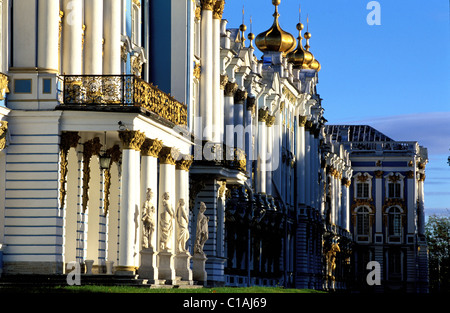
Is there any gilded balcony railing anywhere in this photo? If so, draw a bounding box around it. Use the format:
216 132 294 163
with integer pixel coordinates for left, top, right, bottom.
60 75 187 126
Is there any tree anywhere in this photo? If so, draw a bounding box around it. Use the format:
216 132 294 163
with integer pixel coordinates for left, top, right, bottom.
425 214 450 293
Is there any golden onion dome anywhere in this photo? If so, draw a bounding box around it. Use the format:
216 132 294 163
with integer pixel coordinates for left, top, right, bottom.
287 22 314 69
303 31 321 72
255 0 296 55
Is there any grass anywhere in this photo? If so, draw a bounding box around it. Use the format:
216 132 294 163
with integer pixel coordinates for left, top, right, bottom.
0 285 325 294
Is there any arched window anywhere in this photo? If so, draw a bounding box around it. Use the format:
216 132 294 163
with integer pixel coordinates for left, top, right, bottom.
388 207 402 236
356 207 370 236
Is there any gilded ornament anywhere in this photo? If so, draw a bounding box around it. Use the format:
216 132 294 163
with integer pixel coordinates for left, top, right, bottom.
193 62 202 80
59 132 80 210
176 155 194 172
195 6 202 21
213 0 225 19
118 130 146 151
374 170 384 179
234 89 248 104
200 0 215 11
131 54 143 77
224 81 238 97
246 97 256 114
298 115 307 127
282 87 296 105
0 73 9 100
159 146 180 165
103 145 121 217
255 0 296 55
258 108 269 122
121 41 129 63
406 170 415 179
141 138 163 157
266 114 276 127
82 137 102 213
220 75 229 90
0 121 7 150
342 178 351 188
132 0 141 8
133 78 188 126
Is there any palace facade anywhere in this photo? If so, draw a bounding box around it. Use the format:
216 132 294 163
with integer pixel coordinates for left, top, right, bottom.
0 0 428 292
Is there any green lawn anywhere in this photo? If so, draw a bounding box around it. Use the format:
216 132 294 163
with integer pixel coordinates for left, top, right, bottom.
0 285 325 294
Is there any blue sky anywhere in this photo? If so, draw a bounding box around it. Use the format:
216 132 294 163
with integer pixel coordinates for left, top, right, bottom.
223 0 450 216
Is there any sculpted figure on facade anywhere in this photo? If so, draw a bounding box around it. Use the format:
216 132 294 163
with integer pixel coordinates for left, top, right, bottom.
159 192 174 251
142 188 156 249
194 202 209 256
176 198 190 253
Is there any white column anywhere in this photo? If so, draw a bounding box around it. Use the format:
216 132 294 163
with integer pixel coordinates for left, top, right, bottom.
140 139 162 251
304 124 311 208
117 131 144 274
297 116 306 207
257 109 268 194
418 174 425 235
38 0 60 71
103 0 121 74
375 171 383 234
224 82 237 149
342 178 350 232
212 6 223 143
407 171 416 234
311 133 316 209
234 89 246 150
200 3 213 141
63 0 83 74
266 116 274 196
84 0 103 74
245 99 255 178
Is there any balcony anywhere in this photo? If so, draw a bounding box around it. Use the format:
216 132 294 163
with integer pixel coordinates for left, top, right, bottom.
57 75 187 126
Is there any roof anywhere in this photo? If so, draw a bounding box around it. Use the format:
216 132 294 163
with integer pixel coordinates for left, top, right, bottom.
325 125 394 142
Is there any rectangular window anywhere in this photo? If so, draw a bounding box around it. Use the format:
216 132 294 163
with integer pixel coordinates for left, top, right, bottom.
388 183 401 198
357 213 370 236
389 214 401 236
43 78 52 94
357 183 369 198
14 79 32 93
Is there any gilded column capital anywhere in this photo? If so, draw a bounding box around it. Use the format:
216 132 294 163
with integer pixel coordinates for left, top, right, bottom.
298 115 307 127
220 74 229 90
213 0 225 19
118 130 146 151
342 178 352 188
60 131 81 152
0 121 8 150
246 97 256 114
201 0 215 11
159 146 180 165
258 108 269 123
266 115 276 127
234 89 248 104
176 155 194 171
406 170 415 179
305 120 313 131
374 170 384 179
141 138 163 157
224 81 238 97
